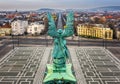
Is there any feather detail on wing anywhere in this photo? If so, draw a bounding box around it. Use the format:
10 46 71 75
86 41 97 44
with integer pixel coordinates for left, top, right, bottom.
47 13 57 37
62 12 74 37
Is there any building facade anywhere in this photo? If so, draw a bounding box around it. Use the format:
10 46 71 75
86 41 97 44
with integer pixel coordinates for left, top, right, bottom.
27 22 45 35
0 28 11 36
77 24 113 39
0 23 11 36
11 20 28 35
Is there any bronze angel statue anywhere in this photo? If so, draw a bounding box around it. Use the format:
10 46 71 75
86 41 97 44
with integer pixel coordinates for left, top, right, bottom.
47 12 74 68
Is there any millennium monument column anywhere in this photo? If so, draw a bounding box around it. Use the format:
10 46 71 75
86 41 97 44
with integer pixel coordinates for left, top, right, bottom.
43 12 76 84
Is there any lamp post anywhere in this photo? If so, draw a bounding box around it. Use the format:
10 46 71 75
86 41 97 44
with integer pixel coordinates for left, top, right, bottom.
45 34 48 47
104 24 107 49
11 35 14 49
78 35 80 46
17 35 19 47
102 26 104 48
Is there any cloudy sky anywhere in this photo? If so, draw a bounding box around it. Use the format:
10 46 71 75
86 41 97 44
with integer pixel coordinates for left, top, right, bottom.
0 0 120 11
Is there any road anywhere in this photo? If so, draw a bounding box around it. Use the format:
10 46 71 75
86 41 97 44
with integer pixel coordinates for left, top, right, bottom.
0 36 120 47
0 36 120 59
57 13 63 29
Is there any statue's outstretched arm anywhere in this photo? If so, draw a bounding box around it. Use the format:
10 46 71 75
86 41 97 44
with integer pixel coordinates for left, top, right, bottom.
47 13 57 37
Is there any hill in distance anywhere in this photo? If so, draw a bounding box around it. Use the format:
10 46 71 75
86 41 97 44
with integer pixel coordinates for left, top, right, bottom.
89 6 120 12
37 8 63 12
37 6 120 12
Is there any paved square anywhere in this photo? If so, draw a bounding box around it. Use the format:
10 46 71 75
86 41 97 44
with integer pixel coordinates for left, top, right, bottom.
0 47 45 84
75 47 120 84
0 47 120 84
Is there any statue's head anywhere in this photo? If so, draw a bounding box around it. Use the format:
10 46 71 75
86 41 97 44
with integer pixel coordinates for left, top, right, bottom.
57 29 63 34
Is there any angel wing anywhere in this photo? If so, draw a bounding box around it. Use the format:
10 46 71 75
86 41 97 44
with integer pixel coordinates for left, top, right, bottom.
62 12 74 37
47 13 57 37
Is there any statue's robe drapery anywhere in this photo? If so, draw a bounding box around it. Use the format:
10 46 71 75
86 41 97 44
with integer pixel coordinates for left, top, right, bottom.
48 28 73 59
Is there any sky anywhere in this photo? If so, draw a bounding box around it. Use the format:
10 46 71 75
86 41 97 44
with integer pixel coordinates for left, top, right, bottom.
0 0 120 11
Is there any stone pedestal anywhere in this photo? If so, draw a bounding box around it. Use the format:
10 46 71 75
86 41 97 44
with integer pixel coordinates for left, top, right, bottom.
43 64 76 84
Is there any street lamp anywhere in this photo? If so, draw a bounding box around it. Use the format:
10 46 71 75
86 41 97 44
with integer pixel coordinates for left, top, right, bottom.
78 33 80 46
102 26 104 48
17 35 19 47
45 34 48 47
104 24 108 49
11 35 14 49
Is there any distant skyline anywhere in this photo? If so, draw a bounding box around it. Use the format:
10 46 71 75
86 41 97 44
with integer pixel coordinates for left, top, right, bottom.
0 0 120 11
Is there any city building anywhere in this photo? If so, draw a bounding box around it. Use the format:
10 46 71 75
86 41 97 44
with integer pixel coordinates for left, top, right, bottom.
77 24 113 39
27 22 45 35
11 20 28 35
0 23 11 36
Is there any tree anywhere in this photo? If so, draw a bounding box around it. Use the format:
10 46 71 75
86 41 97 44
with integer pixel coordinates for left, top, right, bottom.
108 22 116 39
94 17 100 24
74 21 78 36
43 16 48 34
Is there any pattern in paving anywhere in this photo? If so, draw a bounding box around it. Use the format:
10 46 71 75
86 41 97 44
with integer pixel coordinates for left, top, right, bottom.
75 47 120 84
0 47 120 84
0 47 45 84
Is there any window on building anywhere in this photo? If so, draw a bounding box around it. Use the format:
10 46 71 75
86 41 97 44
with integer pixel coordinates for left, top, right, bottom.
34 27 37 31
15 23 17 27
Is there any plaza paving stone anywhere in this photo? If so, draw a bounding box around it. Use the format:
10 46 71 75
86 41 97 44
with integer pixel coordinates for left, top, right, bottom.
75 47 120 84
0 47 45 84
0 47 120 84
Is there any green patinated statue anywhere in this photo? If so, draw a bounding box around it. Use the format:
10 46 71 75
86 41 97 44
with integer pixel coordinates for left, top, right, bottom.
47 12 74 68
43 12 76 84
